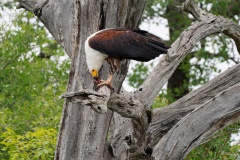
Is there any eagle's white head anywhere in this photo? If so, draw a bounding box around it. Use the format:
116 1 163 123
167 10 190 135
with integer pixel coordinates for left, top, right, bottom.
85 31 108 79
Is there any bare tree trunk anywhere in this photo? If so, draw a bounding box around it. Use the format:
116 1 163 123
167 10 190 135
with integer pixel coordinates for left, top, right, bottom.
17 0 240 159
18 0 145 159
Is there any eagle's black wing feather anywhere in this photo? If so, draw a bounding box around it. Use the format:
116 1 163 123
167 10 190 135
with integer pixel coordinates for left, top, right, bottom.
88 29 170 62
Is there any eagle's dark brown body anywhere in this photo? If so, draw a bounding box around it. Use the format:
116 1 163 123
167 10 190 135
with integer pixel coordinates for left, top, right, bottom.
88 28 170 62
85 28 170 87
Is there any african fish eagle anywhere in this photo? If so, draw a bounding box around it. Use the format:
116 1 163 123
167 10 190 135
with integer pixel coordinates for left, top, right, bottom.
85 28 170 88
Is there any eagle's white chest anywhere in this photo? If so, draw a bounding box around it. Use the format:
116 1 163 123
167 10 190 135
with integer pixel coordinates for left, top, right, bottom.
85 33 108 72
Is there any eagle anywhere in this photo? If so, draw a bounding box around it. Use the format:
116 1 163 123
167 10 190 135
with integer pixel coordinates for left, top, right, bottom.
85 28 170 88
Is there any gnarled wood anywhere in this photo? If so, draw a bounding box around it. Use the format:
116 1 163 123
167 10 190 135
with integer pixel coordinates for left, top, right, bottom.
147 64 240 148
134 15 240 109
153 83 240 160
60 87 110 113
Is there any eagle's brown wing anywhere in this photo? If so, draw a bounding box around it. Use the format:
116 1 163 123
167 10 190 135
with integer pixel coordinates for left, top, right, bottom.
88 28 170 62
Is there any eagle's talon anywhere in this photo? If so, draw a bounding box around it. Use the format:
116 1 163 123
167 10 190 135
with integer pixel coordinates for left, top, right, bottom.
97 75 113 90
97 80 113 89
97 81 114 92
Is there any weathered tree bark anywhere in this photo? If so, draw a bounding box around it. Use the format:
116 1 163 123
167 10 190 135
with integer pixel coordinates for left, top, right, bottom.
166 3 191 101
18 0 240 159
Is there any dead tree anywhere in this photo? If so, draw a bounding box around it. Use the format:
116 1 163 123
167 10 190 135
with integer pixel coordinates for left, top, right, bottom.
17 0 240 159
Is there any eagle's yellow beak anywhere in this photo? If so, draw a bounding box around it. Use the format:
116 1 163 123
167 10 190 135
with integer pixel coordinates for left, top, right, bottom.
91 69 98 78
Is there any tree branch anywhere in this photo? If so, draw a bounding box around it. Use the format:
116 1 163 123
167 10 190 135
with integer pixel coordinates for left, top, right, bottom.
108 93 151 158
17 0 49 15
107 87 134 159
153 82 240 159
134 0 240 109
178 0 209 21
177 0 240 53
223 27 240 53
146 63 240 148
60 87 110 113
17 0 78 57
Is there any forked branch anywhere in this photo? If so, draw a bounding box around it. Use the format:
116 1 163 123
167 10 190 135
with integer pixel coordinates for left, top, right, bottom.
134 0 240 109
153 83 240 159
146 64 240 148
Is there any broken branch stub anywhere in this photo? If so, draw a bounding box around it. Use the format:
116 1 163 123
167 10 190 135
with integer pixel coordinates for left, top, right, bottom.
60 86 111 113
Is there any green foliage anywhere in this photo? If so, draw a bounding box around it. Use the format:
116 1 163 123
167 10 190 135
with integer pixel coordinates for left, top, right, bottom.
151 95 169 109
0 8 69 159
128 62 153 88
205 0 240 22
186 123 240 160
0 128 57 160
0 10 69 133
142 0 166 21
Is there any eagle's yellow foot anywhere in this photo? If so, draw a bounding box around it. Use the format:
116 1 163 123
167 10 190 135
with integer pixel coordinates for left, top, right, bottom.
97 75 113 90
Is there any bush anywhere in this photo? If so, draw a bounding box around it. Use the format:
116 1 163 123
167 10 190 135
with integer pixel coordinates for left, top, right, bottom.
0 128 57 160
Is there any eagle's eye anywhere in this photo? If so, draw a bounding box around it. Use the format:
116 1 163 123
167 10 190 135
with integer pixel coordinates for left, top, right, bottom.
92 69 95 71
